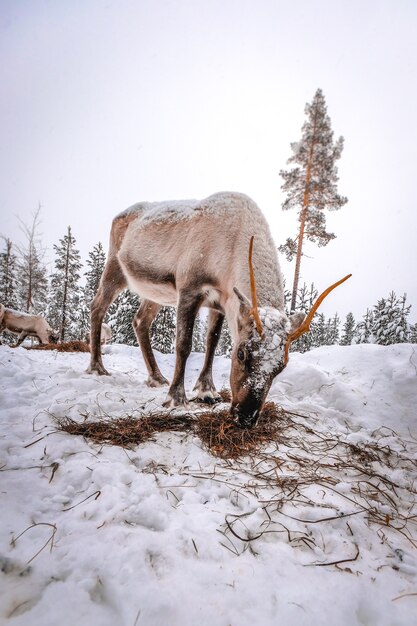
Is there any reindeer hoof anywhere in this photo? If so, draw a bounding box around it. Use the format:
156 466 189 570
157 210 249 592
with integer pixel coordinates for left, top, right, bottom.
86 363 110 376
162 394 189 409
193 392 222 405
192 386 222 405
147 374 169 388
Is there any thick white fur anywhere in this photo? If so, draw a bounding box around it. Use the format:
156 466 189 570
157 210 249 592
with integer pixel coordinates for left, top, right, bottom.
117 192 285 338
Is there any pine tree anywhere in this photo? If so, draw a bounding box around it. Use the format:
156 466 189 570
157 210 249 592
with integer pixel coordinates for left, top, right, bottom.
291 282 318 352
151 306 176 354
48 226 82 341
282 278 292 315
355 308 374 344
279 89 347 311
340 312 356 346
192 313 206 352
16 206 48 313
107 289 140 345
395 294 411 343
216 319 233 357
84 242 106 304
325 313 340 345
409 323 417 344
372 292 411 345
0 237 19 309
81 242 107 340
311 312 327 348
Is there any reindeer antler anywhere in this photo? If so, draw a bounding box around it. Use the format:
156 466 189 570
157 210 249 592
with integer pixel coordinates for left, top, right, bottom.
283 273 352 365
248 236 264 338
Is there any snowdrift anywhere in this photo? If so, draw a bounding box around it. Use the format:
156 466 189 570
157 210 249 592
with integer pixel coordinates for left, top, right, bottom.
0 342 416 625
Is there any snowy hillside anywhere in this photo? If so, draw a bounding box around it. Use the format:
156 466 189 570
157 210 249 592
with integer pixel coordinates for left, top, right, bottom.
0 342 416 626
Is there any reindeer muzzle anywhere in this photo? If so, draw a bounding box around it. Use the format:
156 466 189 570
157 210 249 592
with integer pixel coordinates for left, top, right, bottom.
231 404 260 429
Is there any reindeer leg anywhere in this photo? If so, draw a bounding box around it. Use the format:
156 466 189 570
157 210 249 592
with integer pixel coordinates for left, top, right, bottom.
193 309 224 404
87 257 126 375
163 288 202 408
133 300 169 387
14 331 28 347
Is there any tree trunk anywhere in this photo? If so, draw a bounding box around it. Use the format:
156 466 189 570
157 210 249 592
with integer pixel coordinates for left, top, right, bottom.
290 112 318 312
290 205 306 312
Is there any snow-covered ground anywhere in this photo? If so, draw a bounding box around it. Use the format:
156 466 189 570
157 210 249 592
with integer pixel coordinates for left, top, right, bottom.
1 342 416 626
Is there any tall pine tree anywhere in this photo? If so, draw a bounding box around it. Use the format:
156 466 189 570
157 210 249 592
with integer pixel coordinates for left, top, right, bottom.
84 242 106 303
48 226 82 341
0 237 18 309
81 242 107 340
279 89 347 311
16 206 48 313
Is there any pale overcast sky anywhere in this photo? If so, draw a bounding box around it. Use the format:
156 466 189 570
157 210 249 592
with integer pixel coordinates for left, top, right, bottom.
1 0 416 321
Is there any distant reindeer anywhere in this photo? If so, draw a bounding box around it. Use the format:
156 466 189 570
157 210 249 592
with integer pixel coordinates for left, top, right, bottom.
85 322 112 346
0 304 58 347
88 192 350 428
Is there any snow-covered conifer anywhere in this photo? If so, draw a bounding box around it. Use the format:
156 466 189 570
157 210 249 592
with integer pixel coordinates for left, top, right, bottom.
355 309 374 344
216 319 232 357
84 242 106 304
372 292 410 345
325 313 340 345
291 283 317 353
151 306 176 353
311 312 327 348
80 242 107 340
192 313 206 352
108 290 140 345
340 312 356 345
282 278 292 315
0 238 19 309
48 226 82 341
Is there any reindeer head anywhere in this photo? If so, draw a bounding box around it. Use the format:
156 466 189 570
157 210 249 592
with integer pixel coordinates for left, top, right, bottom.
230 237 351 429
48 328 59 344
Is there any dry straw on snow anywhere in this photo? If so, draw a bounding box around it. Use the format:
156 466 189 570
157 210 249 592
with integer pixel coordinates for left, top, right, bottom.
54 391 417 561
55 396 288 459
27 341 90 352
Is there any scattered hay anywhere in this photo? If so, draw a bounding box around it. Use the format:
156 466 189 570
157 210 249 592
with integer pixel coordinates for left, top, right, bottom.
219 388 232 403
55 401 288 459
53 393 417 554
27 341 90 352
196 402 288 457
58 413 194 449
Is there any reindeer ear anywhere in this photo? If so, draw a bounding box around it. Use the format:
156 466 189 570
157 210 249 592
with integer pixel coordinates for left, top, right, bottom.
233 287 254 331
289 312 305 333
233 287 251 314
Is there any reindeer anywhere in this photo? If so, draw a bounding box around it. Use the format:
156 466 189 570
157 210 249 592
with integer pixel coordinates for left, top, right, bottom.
85 322 113 346
0 304 58 347
88 192 350 428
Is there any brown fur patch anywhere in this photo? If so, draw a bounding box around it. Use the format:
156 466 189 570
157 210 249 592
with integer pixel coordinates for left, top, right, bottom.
111 213 138 250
